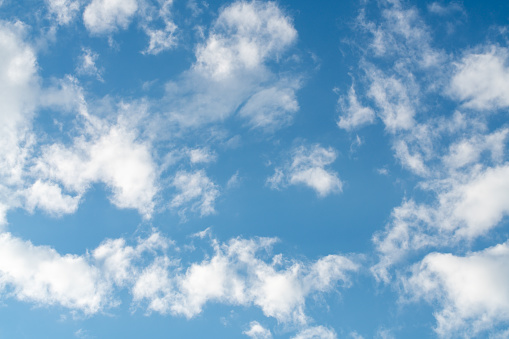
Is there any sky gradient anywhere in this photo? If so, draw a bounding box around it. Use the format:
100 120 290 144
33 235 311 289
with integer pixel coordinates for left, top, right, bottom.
0 0 509 338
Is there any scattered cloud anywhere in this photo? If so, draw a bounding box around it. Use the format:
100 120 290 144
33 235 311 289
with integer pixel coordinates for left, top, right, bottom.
76 48 103 82
46 0 81 25
35 117 159 219
170 170 219 218
449 46 509 110
243 321 272 339
403 241 509 337
268 144 342 197
83 0 138 35
0 232 112 314
163 0 300 131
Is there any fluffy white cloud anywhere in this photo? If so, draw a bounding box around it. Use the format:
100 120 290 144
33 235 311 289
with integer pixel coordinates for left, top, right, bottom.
443 128 508 169
83 0 138 34
24 180 80 216
0 21 90 226
35 122 158 219
164 1 300 130
194 1 296 80
170 170 219 217
0 232 112 314
268 144 342 197
367 69 416 132
0 228 357 336
0 21 38 187
46 0 81 25
337 85 376 130
132 237 358 324
243 321 272 339
291 326 337 339
373 163 509 281
404 241 509 337
450 47 509 110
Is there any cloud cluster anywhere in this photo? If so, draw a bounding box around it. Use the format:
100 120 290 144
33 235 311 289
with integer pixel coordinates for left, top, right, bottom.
170 170 219 218
403 241 509 337
338 0 509 336
163 1 300 131
0 231 357 336
83 0 138 35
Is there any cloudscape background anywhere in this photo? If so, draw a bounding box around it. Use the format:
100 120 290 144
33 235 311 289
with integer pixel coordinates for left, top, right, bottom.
0 0 508 338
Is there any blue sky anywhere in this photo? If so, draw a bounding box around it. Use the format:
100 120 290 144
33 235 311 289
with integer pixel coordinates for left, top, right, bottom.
0 0 508 338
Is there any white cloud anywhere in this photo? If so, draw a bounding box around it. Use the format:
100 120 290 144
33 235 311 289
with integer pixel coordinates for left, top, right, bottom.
243 321 272 339
46 0 81 25
442 128 508 169
76 48 103 82
337 85 376 130
291 326 337 339
133 237 358 324
163 1 300 131
0 21 38 187
83 0 138 35
373 163 509 281
427 2 465 16
403 241 509 337
170 170 219 217
194 1 297 80
0 21 91 226
0 232 112 314
35 122 158 219
268 144 342 197
393 140 428 176
24 180 80 216
143 21 177 55
188 148 216 164
449 46 509 110
238 81 300 130
0 228 357 333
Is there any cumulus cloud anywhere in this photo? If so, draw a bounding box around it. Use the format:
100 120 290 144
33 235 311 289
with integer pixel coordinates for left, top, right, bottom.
170 170 219 217
0 232 112 314
0 21 84 225
35 120 158 219
373 162 509 282
268 144 342 197
132 236 358 324
238 81 300 130
194 1 296 80
403 241 509 337
141 0 178 55
243 321 272 339
46 0 81 25
83 0 138 35
449 46 509 110
143 22 178 55
163 0 300 131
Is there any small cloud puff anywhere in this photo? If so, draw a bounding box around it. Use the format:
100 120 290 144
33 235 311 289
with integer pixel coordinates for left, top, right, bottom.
268 144 342 197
